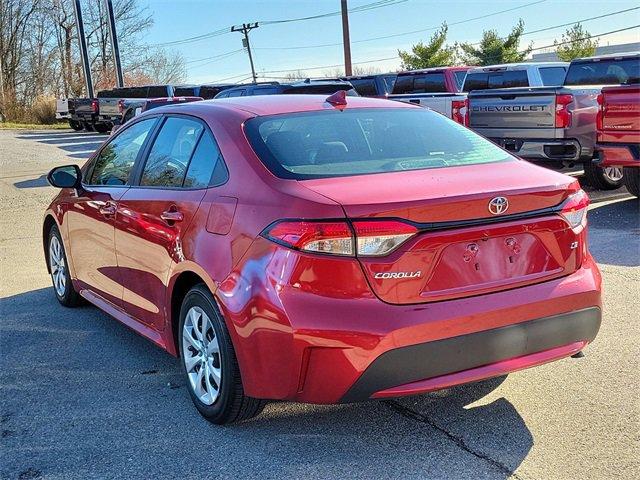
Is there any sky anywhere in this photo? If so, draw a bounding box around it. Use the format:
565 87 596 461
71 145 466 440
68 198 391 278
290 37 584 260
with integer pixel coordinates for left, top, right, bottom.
140 0 640 84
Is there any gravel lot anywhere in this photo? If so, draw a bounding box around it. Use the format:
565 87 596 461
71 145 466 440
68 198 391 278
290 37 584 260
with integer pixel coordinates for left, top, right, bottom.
1 129 638 480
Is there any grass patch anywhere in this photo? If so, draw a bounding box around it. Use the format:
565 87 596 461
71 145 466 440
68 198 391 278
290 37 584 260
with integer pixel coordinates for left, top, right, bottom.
0 122 70 130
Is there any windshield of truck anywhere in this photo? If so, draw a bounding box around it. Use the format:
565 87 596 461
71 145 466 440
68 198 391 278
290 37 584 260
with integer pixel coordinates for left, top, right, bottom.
564 57 640 85
245 108 513 179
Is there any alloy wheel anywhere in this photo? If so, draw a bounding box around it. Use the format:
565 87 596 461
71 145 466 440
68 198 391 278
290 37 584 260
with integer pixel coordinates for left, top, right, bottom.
602 166 624 182
49 236 67 297
182 306 222 405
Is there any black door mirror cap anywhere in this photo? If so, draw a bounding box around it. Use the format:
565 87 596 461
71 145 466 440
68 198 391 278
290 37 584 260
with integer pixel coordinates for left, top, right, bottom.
47 164 82 190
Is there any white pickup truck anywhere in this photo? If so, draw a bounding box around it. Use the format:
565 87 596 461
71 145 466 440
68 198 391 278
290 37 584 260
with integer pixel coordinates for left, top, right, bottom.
388 62 568 125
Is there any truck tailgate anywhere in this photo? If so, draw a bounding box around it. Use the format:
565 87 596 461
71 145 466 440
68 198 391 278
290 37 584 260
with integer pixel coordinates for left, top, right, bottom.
469 89 557 129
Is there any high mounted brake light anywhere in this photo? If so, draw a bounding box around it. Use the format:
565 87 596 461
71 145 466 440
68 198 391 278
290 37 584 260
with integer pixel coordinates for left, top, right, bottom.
262 220 418 257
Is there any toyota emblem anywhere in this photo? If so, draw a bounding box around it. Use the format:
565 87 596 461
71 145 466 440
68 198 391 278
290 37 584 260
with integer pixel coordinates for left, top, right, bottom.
488 196 509 215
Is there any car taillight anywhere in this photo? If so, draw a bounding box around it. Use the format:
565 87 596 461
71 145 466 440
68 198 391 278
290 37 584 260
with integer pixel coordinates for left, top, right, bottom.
451 99 467 126
262 219 418 257
560 189 589 230
595 93 604 131
555 94 573 128
91 99 98 113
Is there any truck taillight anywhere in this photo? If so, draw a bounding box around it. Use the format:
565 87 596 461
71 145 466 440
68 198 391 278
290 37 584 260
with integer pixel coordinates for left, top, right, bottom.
262 220 418 257
595 93 604 131
560 189 589 230
118 99 125 113
451 99 467 126
90 99 98 113
555 94 573 128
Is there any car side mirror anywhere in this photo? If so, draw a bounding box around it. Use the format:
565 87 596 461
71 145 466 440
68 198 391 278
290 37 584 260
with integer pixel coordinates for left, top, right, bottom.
47 164 82 189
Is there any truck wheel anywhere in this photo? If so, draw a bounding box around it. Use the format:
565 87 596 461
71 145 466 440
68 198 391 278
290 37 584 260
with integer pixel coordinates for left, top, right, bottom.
583 161 624 190
82 122 94 132
94 123 110 134
68 120 83 131
623 167 640 198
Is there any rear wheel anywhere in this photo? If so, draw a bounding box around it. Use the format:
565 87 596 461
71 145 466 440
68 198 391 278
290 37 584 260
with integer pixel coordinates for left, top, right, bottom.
48 225 81 307
82 122 94 132
583 161 624 190
94 122 110 134
623 167 640 197
68 120 83 131
178 284 266 424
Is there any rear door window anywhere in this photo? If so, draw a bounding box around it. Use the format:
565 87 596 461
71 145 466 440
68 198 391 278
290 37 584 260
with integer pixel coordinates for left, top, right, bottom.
88 118 156 186
349 78 378 96
183 131 228 188
226 89 246 97
140 117 204 187
539 67 567 85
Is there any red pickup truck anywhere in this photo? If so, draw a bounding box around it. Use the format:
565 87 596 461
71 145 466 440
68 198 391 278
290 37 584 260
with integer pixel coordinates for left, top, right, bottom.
595 84 640 197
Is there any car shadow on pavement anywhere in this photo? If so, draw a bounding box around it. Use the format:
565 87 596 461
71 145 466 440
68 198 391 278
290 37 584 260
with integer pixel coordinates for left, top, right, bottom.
13 175 48 189
16 131 105 160
1 287 533 478
588 198 639 267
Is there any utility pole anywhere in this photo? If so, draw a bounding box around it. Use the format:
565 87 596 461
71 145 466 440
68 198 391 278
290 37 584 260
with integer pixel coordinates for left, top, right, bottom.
73 0 94 98
104 0 124 87
231 23 259 83
341 0 352 76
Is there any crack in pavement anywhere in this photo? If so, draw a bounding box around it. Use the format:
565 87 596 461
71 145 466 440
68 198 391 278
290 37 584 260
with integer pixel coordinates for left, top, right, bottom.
385 400 524 480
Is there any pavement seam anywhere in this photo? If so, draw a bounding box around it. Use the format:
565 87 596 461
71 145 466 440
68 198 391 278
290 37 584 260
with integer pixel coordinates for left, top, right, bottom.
385 400 525 480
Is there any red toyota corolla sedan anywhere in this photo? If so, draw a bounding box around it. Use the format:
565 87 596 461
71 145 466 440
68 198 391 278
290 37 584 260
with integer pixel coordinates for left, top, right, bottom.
44 93 602 424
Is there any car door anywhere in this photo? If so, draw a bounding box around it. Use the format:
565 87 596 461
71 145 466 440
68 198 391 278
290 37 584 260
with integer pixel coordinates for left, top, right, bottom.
66 117 158 307
114 115 227 330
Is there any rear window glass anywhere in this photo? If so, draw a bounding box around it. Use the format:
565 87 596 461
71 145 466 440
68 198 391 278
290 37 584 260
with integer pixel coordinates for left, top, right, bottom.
245 108 512 180
392 73 447 94
281 84 353 95
147 86 170 97
463 73 488 91
464 70 528 90
539 67 567 85
174 86 197 96
199 86 227 99
349 78 378 96
564 57 640 85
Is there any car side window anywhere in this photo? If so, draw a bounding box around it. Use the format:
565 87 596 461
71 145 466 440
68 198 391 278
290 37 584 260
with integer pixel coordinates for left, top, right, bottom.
227 89 246 97
88 118 156 186
140 117 204 187
183 131 227 188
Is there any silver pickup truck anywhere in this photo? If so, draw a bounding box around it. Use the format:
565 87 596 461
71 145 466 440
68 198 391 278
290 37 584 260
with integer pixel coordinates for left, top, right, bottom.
468 52 640 189
97 84 174 126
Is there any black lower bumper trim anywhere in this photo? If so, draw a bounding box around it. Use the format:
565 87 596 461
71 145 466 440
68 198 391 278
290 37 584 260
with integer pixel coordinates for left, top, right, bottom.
341 307 601 403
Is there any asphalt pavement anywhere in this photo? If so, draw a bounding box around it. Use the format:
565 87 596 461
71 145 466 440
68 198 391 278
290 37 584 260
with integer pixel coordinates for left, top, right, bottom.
0 129 638 480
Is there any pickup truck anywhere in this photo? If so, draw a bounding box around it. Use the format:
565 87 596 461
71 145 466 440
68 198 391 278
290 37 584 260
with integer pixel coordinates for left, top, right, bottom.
54 97 107 132
214 79 356 98
387 67 471 124
116 96 203 130
462 62 568 92
97 84 175 126
340 73 397 98
594 84 640 197
467 52 639 190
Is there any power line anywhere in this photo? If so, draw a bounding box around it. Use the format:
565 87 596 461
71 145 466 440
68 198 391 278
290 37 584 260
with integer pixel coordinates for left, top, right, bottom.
254 0 549 50
526 24 640 53
184 49 244 65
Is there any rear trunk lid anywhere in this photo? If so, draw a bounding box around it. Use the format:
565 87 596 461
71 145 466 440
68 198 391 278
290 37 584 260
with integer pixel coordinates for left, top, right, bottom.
301 160 581 304
468 87 559 130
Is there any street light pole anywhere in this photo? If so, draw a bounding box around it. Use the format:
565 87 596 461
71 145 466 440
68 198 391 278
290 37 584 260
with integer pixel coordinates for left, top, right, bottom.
231 23 259 83
104 0 124 87
341 0 353 76
73 0 94 98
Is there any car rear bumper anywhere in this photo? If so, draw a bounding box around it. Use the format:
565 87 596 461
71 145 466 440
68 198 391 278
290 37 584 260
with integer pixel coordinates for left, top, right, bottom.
595 143 640 168
218 240 602 404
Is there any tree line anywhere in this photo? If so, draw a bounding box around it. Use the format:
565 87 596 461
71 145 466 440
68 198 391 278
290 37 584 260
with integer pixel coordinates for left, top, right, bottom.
0 0 186 123
398 20 599 70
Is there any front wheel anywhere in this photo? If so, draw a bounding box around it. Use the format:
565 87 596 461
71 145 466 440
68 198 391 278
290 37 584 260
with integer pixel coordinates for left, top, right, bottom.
179 284 266 424
583 161 624 190
623 167 640 197
48 225 81 307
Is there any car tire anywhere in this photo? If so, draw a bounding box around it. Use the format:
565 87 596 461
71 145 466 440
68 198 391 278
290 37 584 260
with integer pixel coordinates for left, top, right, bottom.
623 167 639 198
583 161 624 190
94 123 110 134
82 122 94 132
48 225 82 307
178 284 266 424
68 120 83 131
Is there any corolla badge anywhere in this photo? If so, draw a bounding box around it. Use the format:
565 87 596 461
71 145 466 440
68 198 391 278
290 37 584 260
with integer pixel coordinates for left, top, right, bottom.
488 196 509 215
374 271 421 279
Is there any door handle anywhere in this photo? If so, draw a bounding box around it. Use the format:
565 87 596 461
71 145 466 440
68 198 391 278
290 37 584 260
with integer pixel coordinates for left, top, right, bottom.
161 210 184 223
99 202 117 216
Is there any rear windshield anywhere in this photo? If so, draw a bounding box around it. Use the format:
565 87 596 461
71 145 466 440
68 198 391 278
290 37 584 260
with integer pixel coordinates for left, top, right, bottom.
539 66 567 85
174 86 197 96
282 84 355 95
392 73 447 94
245 108 512 179
564 57 640 85
349 78 378 96
463 70 529 91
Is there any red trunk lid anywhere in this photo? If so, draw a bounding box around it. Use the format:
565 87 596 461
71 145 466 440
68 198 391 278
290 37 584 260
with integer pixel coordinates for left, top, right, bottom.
301 160 581 304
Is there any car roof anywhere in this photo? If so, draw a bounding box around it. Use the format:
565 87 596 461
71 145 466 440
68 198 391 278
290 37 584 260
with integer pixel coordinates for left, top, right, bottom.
157 94 415 117
467 62 569 73
572 51 639 62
